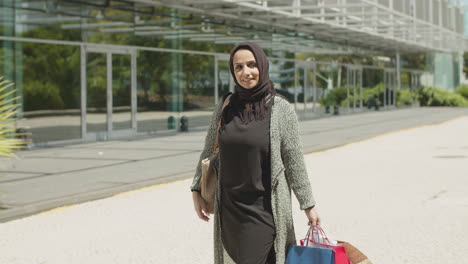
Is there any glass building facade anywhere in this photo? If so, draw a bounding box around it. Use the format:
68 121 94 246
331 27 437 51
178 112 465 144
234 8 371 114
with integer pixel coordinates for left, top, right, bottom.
0 0 457 146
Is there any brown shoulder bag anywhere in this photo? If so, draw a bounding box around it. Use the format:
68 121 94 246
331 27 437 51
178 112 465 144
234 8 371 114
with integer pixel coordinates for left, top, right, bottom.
200 94 232 214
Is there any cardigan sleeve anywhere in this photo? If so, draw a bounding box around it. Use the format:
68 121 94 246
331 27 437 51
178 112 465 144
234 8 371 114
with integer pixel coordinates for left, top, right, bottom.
280 102 316 210
190 98 225 192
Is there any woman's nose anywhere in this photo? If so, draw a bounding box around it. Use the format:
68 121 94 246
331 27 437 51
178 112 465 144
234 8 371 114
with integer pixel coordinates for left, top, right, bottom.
243 67 252 76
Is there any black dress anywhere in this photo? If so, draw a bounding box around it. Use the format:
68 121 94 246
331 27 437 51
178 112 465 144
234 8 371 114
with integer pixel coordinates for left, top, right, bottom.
218 95 276 264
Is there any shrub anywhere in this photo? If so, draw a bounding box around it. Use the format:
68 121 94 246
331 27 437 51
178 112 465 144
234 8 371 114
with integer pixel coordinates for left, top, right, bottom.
320 87 350 106
362 86 382 108
418 87 468 107
337 85 382 108
455 85 468 100
24 80 64 111
396 89 416 106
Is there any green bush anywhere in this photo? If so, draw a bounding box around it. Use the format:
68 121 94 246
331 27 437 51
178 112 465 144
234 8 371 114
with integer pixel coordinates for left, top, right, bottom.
335 84 417 108
24 80 64 111
319 87 352 106
322 84 468 109
362 85 382 108
337 85 382 108
455 85 468 100
396 89 416 106
418 87 468 107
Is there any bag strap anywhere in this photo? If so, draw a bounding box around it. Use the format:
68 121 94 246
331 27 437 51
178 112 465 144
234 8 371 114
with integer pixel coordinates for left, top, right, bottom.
212 94 232 154
304 225 333 248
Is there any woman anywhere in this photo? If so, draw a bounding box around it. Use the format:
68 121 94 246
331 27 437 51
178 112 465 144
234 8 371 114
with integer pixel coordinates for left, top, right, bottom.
191 42 320 264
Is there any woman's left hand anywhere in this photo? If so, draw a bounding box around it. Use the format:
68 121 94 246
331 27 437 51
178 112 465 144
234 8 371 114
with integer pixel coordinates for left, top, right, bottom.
305 206 321 228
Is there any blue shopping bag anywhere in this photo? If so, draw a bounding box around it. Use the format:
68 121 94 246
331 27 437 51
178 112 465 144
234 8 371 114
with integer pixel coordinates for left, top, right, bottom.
286 245 334 264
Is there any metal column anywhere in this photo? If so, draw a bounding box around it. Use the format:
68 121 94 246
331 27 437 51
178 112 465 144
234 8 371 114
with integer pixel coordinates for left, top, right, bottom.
393 71 397 107
214 56 219 106
106 52 112 133
313 62 317 112
359 68 363 109
396 50 401 91
303 67 308 112
80 45 87 140
294 65 298 111
346 67 350 112
383 71 387 109
353 67 357 111
131 49 137 130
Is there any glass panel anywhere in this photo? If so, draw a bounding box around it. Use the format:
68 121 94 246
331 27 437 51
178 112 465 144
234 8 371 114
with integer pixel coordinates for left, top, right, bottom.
180 53 215 129
316 63 334 111
217 60 231 99
19 42 81 143
296 66 306 111
13 1 82 41
401 71 410 90
86 52 107 133
305 67 314 111
137 50 177 133
112 54 131 131
270 58 295 103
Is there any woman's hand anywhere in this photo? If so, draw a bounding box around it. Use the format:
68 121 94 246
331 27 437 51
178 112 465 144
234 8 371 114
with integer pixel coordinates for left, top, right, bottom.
192 191 210 222
305 206 320 227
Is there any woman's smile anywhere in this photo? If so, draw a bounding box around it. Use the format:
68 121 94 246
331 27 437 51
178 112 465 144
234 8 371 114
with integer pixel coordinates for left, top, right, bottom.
243 78 254 84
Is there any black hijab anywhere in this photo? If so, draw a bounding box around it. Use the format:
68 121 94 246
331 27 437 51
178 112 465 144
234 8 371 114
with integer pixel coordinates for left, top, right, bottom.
221 42 277 129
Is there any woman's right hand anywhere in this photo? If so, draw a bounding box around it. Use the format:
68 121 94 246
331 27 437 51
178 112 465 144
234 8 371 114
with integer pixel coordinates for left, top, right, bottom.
192 191 210 222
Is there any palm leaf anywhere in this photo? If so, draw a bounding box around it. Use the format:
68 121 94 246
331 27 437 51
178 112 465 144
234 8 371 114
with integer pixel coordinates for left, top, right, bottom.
0 77 26 157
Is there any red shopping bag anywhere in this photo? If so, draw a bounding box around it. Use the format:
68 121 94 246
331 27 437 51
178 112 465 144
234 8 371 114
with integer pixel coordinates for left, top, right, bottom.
337 240 372 264
300 226 351 264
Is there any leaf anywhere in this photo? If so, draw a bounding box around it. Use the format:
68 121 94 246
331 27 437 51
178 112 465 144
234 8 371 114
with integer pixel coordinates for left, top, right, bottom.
0 77 25 157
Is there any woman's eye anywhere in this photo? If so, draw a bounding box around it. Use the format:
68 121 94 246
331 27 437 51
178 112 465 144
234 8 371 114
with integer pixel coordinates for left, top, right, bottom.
248 62 257 68
235 65 242 70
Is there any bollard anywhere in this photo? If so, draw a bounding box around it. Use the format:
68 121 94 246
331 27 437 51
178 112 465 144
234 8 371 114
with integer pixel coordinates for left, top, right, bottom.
180 116 189 132
167 116 176 130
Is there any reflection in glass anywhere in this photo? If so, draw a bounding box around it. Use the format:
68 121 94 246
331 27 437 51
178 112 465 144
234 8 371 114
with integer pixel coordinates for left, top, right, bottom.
112 54 131 131
270 59 296 103
86 52 107 133
217 60 231 99
19 42 81 143
295 67 307 110
136 50 178 133
181 54 215 128
305 68 314 110
314 64 333 110
401 71 410 90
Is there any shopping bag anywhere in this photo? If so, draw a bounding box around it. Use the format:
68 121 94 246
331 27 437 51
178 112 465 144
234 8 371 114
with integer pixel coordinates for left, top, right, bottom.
299 226 351 264
286 245 334 264
287 227 334 263
337 240 373 264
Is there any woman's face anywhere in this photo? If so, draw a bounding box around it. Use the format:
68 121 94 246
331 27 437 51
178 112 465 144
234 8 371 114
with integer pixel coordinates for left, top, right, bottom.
232 49 260 89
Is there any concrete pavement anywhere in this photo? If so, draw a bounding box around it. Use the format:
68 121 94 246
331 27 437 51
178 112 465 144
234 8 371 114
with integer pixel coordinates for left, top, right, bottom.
0 107 468 224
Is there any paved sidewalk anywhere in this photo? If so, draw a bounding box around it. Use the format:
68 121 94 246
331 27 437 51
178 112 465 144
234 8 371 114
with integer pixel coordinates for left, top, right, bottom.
0 107 467 224
0 113 467 264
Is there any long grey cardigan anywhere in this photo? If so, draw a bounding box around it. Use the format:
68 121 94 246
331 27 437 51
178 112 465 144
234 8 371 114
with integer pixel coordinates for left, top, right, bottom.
191 95 316 264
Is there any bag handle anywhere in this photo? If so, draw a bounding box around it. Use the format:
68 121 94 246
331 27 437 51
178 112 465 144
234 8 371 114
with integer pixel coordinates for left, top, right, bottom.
304 225 333 248
304 228 313 247
212 94 232 155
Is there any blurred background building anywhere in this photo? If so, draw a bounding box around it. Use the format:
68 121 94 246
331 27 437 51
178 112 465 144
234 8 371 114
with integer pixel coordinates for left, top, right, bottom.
1 0 466 147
